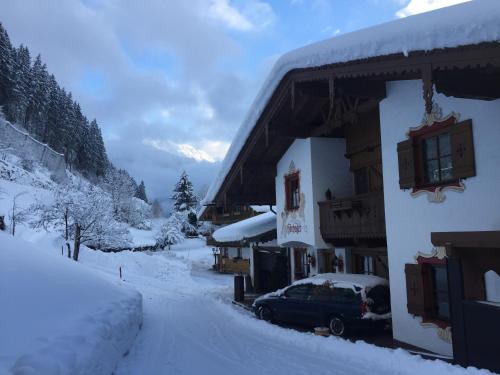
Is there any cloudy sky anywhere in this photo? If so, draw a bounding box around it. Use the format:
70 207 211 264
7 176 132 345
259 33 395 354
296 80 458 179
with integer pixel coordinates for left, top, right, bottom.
0 0 469 209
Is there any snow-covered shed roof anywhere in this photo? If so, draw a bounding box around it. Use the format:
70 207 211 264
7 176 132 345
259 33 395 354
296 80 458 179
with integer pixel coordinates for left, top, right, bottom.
203 0 500 205
212 211 276 243
250 205 274 213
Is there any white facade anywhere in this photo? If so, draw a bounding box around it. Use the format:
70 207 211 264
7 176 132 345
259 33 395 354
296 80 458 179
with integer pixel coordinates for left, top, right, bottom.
275 137 351 281
380 79 500 355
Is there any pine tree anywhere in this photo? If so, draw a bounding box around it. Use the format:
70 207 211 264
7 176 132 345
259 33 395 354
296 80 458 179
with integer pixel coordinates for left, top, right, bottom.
171 171 197 213
135 180 148 203
10 45 32 124
0 22 15 111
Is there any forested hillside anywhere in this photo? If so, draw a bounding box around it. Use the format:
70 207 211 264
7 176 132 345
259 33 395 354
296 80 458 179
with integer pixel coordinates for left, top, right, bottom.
0 22 107 177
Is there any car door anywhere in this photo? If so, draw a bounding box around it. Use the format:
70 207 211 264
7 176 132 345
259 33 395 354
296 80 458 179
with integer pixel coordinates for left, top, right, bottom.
307 284 338 326
280 284 313 325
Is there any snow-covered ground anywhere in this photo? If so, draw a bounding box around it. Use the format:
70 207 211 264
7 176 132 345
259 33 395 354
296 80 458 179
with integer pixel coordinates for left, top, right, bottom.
1 230 493 374
0 233 142 374
89 238 488 375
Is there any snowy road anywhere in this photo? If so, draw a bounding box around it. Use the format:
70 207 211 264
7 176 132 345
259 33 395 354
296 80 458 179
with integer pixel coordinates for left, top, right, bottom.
86 239 487 375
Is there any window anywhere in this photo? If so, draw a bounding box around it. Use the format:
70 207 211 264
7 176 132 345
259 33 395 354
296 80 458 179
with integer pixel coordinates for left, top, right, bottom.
354 254 375 275
397 118 475 190
430 264 450 320
294 248 307 280
285 172 300 211
237 247 242 259
422 133 453 184
405 261 450 324
285 284 311 300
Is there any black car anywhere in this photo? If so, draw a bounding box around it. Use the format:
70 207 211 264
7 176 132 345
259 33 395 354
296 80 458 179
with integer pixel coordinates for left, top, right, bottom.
252 273 391 336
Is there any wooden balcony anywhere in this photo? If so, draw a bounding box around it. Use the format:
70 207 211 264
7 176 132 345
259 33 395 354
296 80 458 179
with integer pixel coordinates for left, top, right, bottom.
216 255 250 274
318 191 386 243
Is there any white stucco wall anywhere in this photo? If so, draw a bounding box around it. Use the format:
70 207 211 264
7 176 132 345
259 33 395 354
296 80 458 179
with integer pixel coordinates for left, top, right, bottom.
380 79 500 356
276 138 351 248
310 138 353 246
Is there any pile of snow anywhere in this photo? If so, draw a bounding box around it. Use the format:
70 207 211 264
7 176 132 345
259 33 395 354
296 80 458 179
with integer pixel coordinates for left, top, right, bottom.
203 0 500 205
0 233 142 374
212 211 276 242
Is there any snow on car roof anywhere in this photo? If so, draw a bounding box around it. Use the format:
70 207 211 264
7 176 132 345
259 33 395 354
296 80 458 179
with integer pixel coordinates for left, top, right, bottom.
203 0 500 205
294 273 389 290
212 211 276 243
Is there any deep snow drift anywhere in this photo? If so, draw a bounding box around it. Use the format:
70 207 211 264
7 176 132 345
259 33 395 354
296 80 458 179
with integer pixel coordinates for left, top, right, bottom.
0 233 142 374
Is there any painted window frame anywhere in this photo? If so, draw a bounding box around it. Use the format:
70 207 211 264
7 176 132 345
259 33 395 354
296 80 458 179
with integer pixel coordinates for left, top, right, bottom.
414 127 456 189
285 172 300 211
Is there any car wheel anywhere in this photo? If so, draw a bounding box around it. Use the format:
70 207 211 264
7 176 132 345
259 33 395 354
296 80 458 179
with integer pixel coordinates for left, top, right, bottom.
329 317 346 337
258 306 273 322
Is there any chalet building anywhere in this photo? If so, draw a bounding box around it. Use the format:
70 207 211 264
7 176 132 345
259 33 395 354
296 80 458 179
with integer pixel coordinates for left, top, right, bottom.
202 2 500 371
211 212 284 293
199 205 285 292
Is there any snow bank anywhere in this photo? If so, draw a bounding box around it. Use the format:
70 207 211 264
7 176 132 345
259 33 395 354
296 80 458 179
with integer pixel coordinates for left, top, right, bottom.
212 211 276 242
203 0 500 205
0 233 142 375
215 300 490 375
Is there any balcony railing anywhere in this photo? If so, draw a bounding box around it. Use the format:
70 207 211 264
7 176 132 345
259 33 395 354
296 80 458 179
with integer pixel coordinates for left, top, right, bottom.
216 255 250 274
318 191 386 242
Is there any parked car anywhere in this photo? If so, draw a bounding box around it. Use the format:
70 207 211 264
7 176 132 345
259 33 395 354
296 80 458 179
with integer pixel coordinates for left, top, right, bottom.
252 273 391 336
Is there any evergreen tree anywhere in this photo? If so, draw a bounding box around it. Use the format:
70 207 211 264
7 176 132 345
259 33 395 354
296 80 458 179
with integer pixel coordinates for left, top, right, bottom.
171 171 197 213
135 180 148 203
10 45 32 124
0 22 15 111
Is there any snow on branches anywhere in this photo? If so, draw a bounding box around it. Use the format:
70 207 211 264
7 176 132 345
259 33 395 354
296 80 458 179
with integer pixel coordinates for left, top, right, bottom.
31 177 132 260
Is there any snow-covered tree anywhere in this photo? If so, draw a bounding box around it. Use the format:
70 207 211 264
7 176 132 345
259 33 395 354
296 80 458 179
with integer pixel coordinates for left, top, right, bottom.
8 191 28 236
171 171 197 213
151 199 163 218
135 180 148 203
155 213 184 250
103 166 146 226
32 178 131 260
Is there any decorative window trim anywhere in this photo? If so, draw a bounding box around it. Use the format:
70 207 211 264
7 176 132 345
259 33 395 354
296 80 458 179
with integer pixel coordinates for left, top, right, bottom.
397 102 476 203
408 111 463 202
284 171 301 212
407 247 452 343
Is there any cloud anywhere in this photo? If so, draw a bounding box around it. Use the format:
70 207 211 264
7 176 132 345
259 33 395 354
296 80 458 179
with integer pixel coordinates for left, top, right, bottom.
207 0 275 31
321 26 341 37
143 139 230 163
396 0 471 18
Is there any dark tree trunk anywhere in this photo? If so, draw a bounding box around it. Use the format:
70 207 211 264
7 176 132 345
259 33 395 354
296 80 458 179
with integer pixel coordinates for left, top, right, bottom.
66 242 71 258
64 209 68 242
73 224 81 261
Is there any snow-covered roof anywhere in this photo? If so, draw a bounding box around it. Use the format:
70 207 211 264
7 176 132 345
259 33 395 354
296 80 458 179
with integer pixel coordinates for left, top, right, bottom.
294 273 388 290
250 205 274 213
212 211 276 243
203 0 500 205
